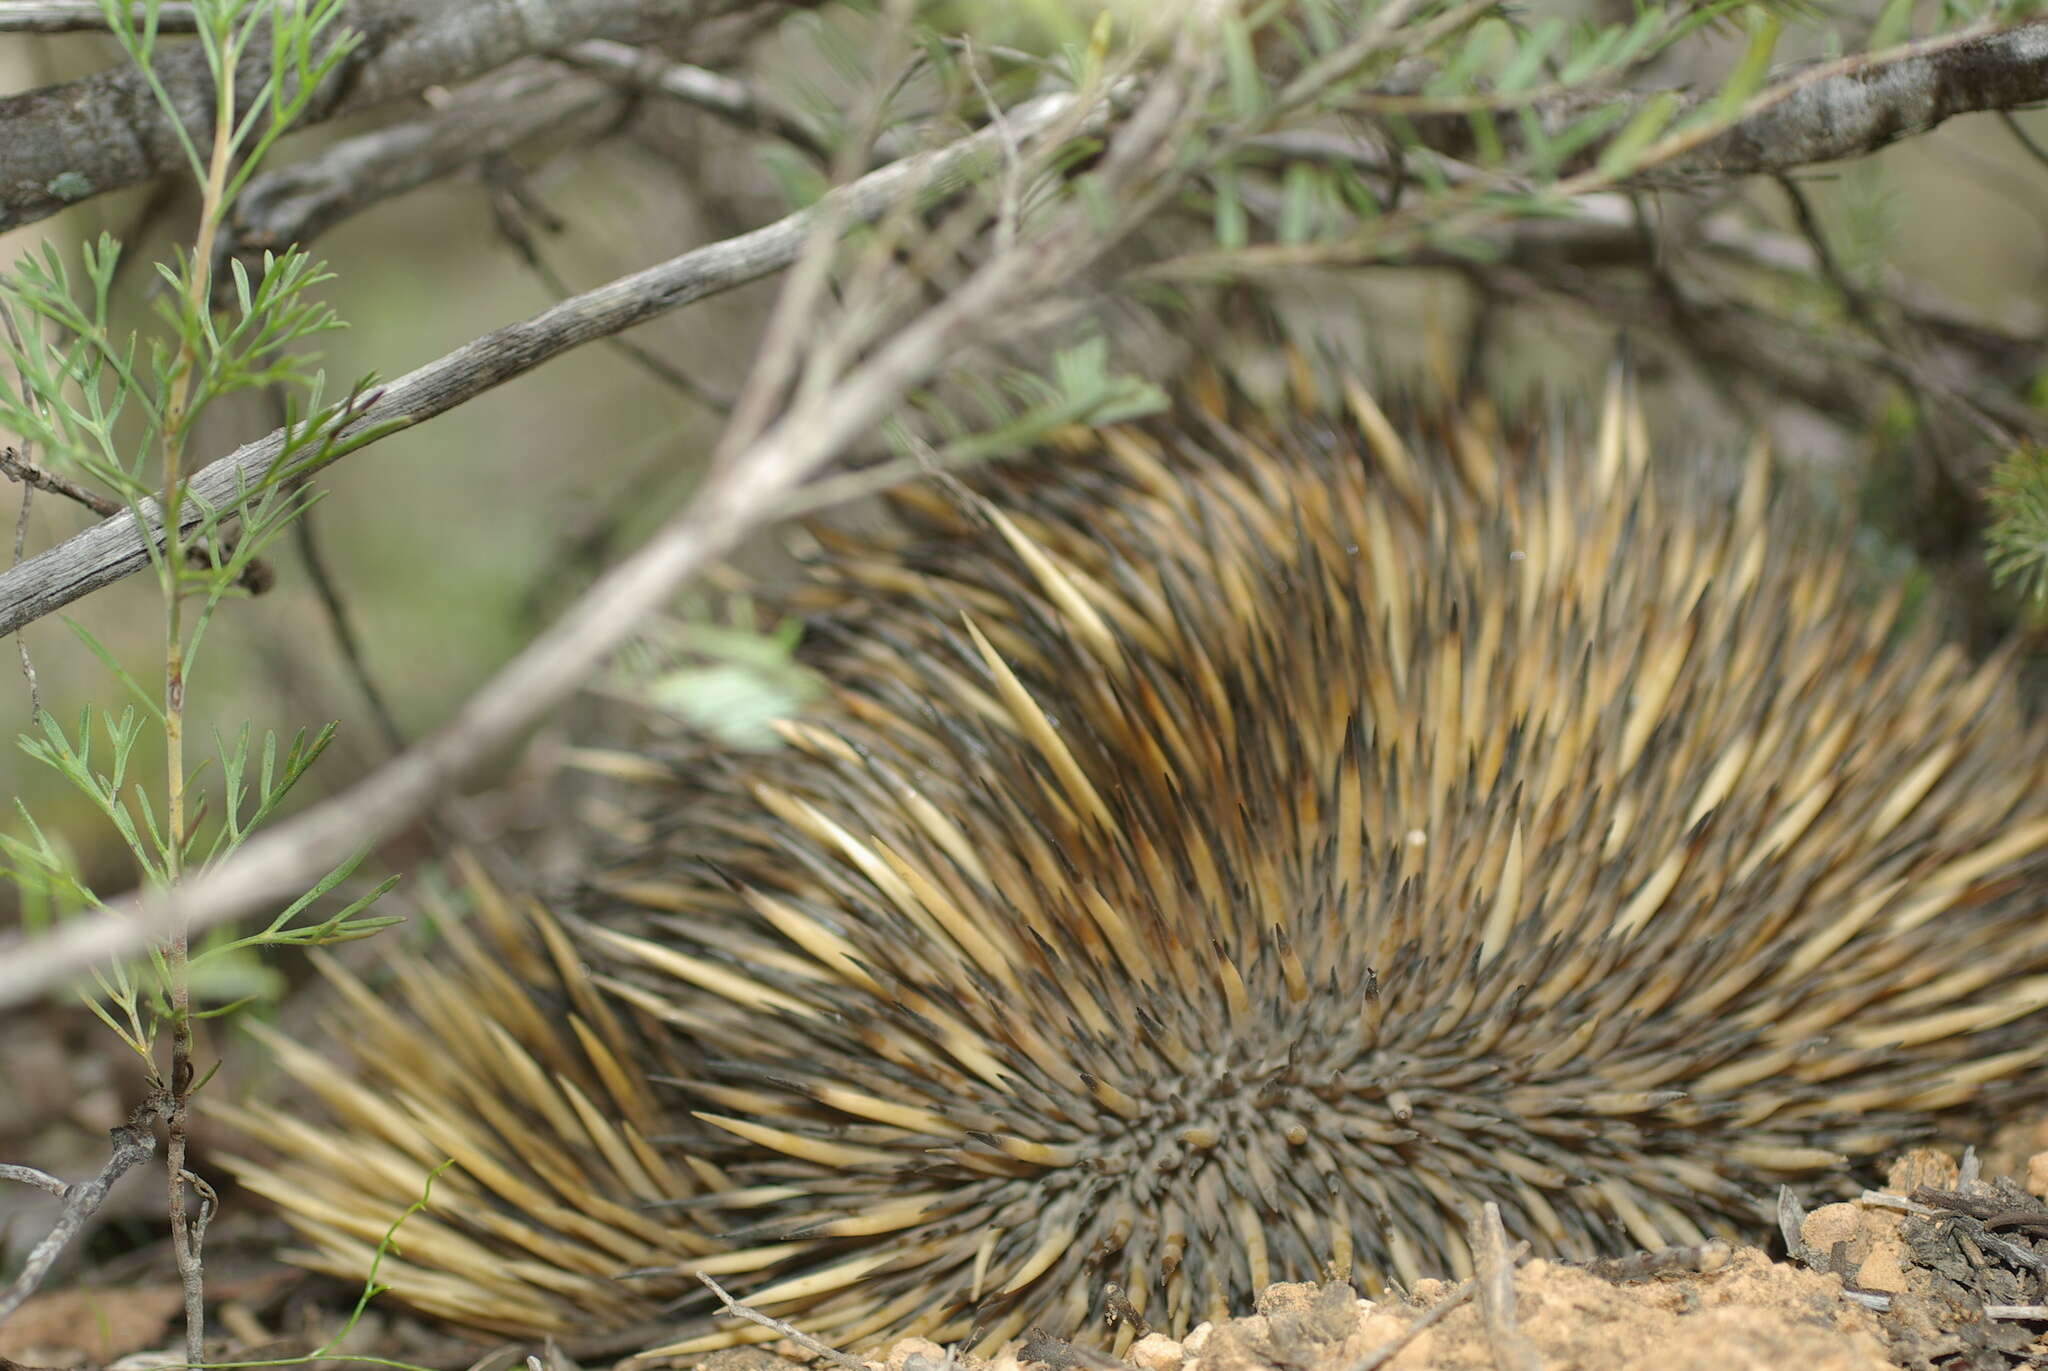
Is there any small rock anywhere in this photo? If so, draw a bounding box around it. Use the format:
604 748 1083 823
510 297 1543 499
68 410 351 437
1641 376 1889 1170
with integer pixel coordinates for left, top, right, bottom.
1126 1333 1184 1371
1884 1148 1958 1193
1800 1200 1913 1294
1800 1203 1865 1263
1254 1283 1317 1317
890 1340 946 1370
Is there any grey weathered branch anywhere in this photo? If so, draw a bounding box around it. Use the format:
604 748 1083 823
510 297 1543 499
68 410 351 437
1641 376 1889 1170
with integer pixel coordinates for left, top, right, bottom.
0 88 1091 641
229 36 845 266
229 62 625 259
1405 18 2048 179
0 1094 167 1324
1250 115 2046 343
0 2 198 31
1248 111 2047 445
0 0 728 232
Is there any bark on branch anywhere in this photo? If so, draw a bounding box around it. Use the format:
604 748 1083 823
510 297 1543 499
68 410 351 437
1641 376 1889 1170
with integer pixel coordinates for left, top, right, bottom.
225 40 826 266
228 62 625 259
0 0 721 233
1405 19 2048 178
0 1094 168 1323
0 88 1090 640
0 2 198 32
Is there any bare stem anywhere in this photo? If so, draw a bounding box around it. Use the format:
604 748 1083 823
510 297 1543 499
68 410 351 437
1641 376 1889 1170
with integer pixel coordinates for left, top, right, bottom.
0 446 123 517
156 23 241 1367
0 301 47 719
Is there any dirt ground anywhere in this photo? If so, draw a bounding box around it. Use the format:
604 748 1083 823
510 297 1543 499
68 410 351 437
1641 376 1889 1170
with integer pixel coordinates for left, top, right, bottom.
11 1132 2048 1371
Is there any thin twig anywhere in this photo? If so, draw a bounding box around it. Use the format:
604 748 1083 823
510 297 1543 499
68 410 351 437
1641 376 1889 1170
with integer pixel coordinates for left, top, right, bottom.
1161 15 2048 282
1351 1278 1476 1371
1775 175 1886 339
0 1093 169 1324
228 63 627 264
1571 1240 1736 1281
696 1273 864 1371
259 398 521 887
1249 128 2041 347
9 472 34 716
0 299 49 717
482 158 729 414
517 430 706 625
963 38 1023 255
2001 110 2048 173
1471 1205 1539 1371
0 1164 68 1198
1403 17 2048 178
0 445 275 593
293 505 406 755
1774 172 1969 481
713 5 920 472
154 40 249 1358
560 39 828 160
0 446 122 518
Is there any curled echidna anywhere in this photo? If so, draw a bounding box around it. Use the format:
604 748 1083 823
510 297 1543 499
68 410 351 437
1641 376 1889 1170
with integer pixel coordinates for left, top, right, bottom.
221 365 2048 1357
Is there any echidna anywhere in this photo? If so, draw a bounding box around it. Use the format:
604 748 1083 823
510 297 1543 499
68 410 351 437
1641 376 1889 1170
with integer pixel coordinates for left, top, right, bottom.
221 364 2048 1358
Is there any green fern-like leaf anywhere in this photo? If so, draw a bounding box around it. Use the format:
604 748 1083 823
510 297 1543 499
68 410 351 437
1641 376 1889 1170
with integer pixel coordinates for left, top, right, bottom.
1985 444 2048 603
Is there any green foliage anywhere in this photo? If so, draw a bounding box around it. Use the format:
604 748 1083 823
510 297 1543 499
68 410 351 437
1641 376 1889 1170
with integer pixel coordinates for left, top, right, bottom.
101 0 363 204
194 1161 451 1371
1 1 388 1039
1595 91 1683 179
1162 1 1779 269
1871 0 1918 46
617 611 823 751
889 335 1169 472
1713 9 1783 119
1986 444 2048 605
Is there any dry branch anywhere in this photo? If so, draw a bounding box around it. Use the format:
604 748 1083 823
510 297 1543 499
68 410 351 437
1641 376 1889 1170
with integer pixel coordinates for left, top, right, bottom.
561 37 824 158
228 62 625 259
0 60 1152 1006
0 1094 167 1323
229 36 842 271
0 87 1094 641
1405 18 2048 178
0 0 727 232
0 2 198 31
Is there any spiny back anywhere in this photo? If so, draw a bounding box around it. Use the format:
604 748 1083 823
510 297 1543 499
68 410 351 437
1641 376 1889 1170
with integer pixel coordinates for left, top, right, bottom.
220 370 2048 1357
